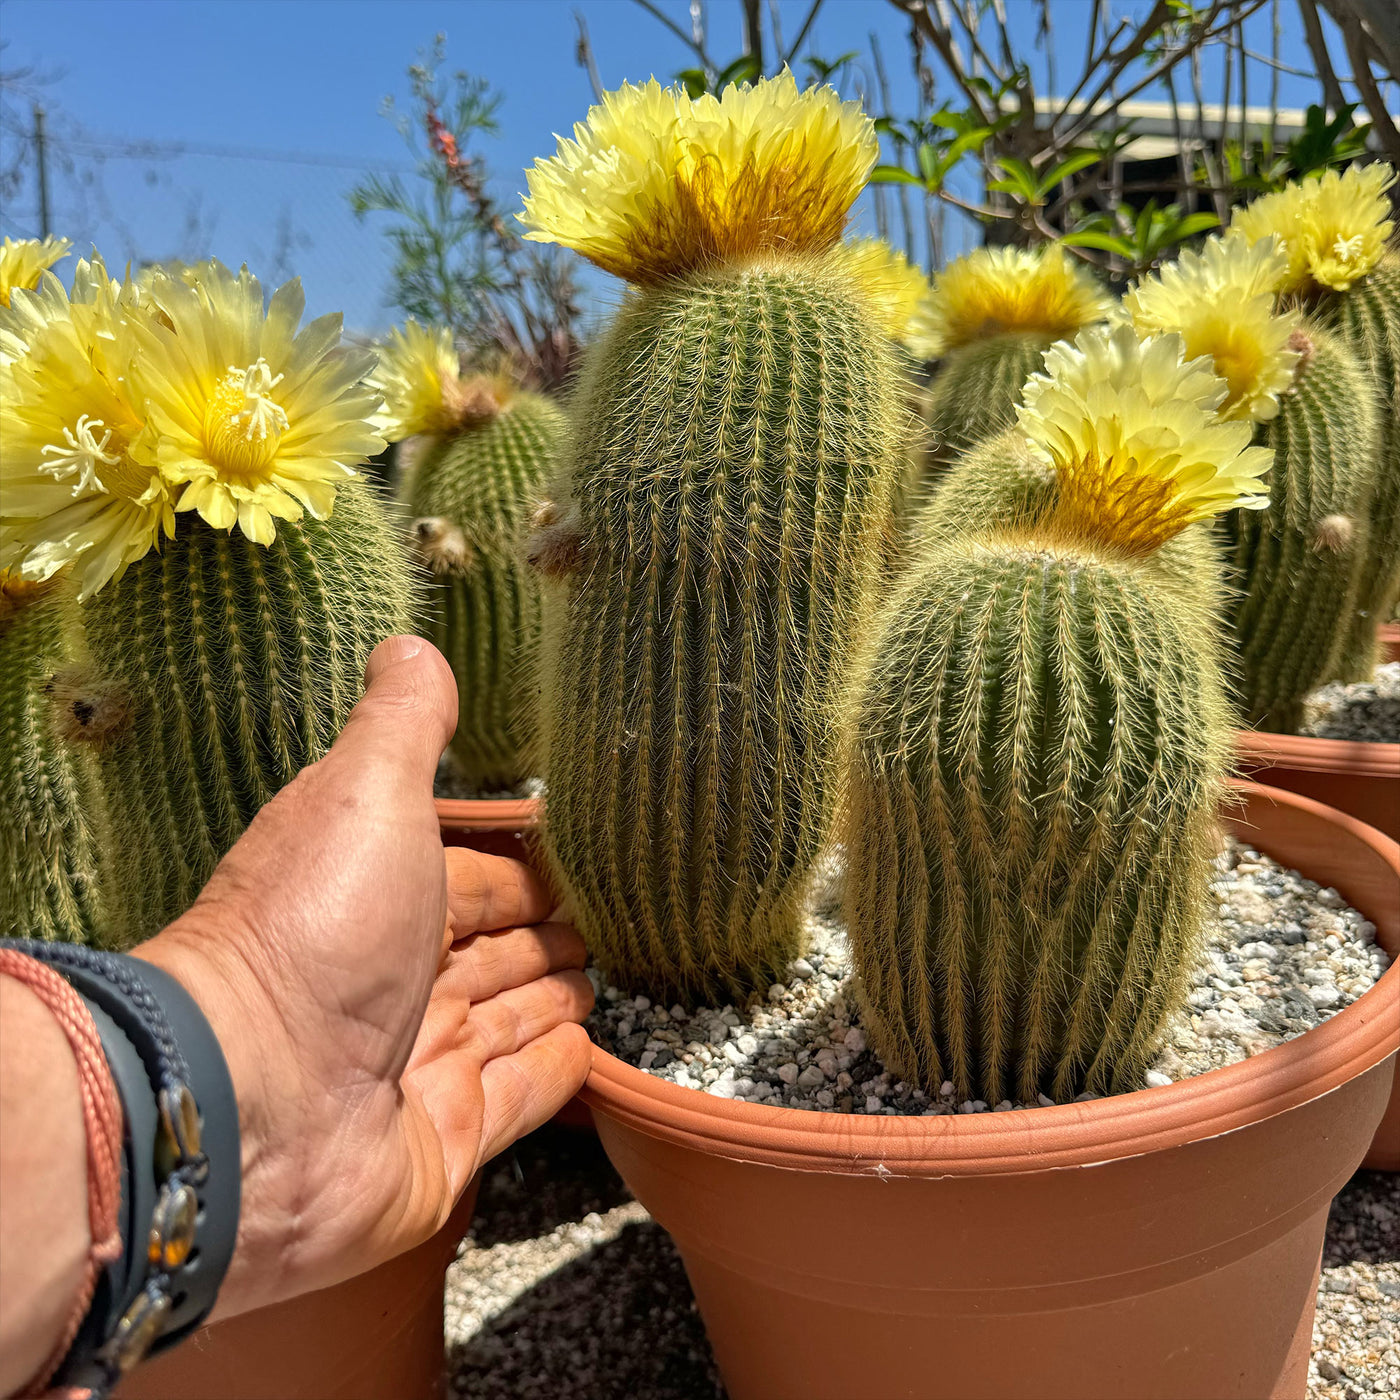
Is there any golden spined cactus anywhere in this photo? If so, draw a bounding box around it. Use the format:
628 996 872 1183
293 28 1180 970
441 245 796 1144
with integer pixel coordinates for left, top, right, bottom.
2 258 411 942
372 331 567 787
0 573 111 944
522 74 910 1005
1229 163 1400 680
1126 234 1380 729
844 326 1264 1104
904 244 1114 482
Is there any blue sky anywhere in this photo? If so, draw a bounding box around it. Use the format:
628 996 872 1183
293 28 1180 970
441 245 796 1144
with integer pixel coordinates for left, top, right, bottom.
0 0 1346 333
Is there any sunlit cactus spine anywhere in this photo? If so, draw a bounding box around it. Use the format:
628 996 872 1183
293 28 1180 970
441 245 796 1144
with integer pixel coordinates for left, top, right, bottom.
521 75 919 1005
1229 163 1399 682
373 325 564 786
1 258 412 943
844 326 1266 1104
0 574 111 944
904 245 1113 487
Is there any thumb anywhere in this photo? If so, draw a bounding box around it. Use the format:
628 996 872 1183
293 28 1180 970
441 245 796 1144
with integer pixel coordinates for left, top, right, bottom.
322 635 458 791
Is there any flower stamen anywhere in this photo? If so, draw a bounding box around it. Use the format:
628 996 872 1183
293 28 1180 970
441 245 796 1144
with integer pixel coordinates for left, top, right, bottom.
39 415 121 495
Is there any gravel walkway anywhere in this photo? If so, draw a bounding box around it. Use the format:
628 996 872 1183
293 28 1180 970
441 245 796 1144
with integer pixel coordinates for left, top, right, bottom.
445 1126 1399 1399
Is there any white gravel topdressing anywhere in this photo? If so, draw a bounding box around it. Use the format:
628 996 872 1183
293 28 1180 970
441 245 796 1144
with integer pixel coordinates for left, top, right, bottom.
1301 662 1400 744
587 838 1391 1114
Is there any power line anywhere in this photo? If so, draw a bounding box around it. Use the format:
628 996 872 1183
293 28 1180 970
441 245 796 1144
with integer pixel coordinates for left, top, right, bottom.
57 135 415 173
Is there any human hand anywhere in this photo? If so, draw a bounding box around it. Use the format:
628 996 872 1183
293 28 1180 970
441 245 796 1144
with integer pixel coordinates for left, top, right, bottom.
135 636 592 1320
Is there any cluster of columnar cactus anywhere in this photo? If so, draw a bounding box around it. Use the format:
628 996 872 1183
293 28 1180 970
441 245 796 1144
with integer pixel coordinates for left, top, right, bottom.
1123 231 1379 731
522 74 921 1004
371 326 564 787
1226 162 1398 689
1 251 410 944
845 326 1264 1102
2 82 1391 1119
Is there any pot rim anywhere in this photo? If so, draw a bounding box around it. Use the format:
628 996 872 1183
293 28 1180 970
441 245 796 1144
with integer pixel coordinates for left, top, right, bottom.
581 781 1400 1176
1234 728 1400 778
435 796 540 834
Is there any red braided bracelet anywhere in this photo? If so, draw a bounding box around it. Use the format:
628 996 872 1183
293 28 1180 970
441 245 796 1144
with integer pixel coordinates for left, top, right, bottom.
0 950 124 1399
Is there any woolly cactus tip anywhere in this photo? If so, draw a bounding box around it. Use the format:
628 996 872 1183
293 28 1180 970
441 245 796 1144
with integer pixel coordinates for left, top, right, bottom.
0 235 71 308
904 244 1114 360
1229 162 1396 294
1016 323 1274 554
1126 235 1301 422
519 70 877 285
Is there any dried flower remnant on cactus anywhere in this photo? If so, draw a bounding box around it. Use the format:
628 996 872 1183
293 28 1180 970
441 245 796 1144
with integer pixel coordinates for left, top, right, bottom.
1126 236 1301 422
133 261 385 545
0 257 176 600
905 245 1115 360
1016 324 1274 554
520 71 876 285
368 320 464 441
1229 163 1396 295
0 236 72 309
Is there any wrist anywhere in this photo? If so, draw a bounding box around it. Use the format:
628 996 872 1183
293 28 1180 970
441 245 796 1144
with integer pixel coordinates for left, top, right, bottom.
133 920 304 1320
0 975 90 1395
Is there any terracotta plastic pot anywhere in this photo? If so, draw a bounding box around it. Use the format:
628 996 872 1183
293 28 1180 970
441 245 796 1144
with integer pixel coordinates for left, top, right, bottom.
582 783 1399 1400
1235 730 1399 840
1381 621 1400 664
436 796 540 862
115 1178 479 1400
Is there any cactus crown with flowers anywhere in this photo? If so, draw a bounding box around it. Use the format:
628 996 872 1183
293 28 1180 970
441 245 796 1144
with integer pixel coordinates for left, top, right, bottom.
0 256 385 599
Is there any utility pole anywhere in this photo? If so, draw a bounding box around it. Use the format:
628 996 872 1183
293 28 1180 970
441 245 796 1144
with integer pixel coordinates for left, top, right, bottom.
33 103 50 237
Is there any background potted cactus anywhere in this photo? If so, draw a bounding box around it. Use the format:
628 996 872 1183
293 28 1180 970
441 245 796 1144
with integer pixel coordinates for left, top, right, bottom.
371 322 562 860
515 74 1397 1399
0 248 475 1398
1209 166 1400 837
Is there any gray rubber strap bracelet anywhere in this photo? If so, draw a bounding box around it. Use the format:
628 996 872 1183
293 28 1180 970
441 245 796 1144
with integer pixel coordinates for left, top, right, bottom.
3 942 240 1395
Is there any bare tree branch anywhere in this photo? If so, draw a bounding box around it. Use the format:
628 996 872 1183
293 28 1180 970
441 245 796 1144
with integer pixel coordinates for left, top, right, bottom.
1330 5 1400 166
1297 0 1348 112
783 0 827 67
741 0 764 71
573 10 603 103
634 0 715 71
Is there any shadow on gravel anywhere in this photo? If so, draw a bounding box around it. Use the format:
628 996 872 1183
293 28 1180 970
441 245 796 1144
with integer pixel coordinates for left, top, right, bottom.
1324 1170 1400 1268
446 1220 725 1400
469 1124 634 1249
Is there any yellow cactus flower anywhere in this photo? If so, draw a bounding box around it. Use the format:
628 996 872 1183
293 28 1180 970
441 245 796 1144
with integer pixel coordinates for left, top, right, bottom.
1229 163 1395 294
0 257 176 600
520 71 876 285
1300 163 1395 291
132 261 384 546
0 235 72 308
826 239 931 340
1017 323 1273 554
905 244 1115 359
367 320 463 440
1125 236 1300 422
